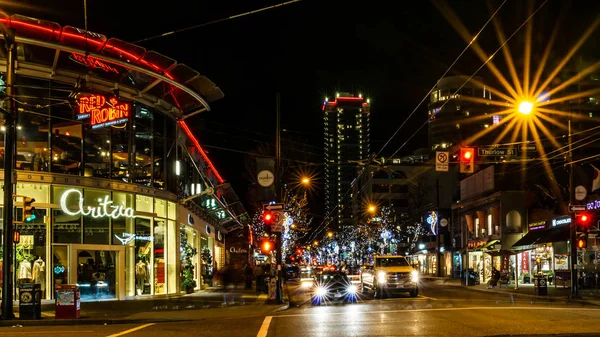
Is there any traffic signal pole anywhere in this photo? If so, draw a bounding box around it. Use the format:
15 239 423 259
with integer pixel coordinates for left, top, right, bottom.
1 29 16 320
275 93 283 304
568 120 580 299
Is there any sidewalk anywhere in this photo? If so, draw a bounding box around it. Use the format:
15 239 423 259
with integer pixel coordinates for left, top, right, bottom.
425 276 600 305
0 288 288 327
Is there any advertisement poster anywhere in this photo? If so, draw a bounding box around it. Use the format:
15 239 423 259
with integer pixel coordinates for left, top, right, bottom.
501 255 510 273
56 291 74 306
521 252 529 272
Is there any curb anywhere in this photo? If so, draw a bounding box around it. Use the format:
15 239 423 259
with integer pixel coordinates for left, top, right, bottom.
0 317 191 327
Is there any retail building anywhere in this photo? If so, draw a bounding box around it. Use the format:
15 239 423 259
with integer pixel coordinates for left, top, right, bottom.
0 12 246 301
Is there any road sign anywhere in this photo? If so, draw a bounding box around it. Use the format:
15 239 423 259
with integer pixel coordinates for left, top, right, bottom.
575 185 587 201
435 151 449 172
519 145 537 153
271 211 284 232
264 203 285 211
477 148 517 156
569 205 587 212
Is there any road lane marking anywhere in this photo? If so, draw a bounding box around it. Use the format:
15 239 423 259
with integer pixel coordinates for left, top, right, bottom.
106 323 155 337
274 306 600 318
257 316 272 337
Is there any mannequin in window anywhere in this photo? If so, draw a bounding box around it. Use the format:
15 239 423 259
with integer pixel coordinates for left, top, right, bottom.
32 257 46 296
135 259 147 295
18 259 32 284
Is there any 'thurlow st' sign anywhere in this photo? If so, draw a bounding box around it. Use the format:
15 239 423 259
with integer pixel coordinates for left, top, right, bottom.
478 148 517 156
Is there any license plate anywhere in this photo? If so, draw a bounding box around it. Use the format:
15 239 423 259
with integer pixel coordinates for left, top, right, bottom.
396 285 403 288
334 292 342 298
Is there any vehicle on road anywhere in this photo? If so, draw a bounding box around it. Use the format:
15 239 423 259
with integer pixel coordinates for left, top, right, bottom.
361 255 419 298
311 271 358 305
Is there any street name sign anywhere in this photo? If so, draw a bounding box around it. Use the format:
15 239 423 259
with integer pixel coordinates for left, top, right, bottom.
478 148 517 156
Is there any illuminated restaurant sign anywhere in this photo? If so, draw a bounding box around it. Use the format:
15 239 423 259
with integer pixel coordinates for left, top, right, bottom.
76 94 131 129
60 189 135 219
551 216 571 227
528 220 547 231
70 53 119 74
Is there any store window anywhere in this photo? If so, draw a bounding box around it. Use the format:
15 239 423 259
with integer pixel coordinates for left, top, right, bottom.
16 209 48 297
134 217 152 295
168 202 176 220
180 225 198 292
136 195 153 214
83 124 111 178
16 183 50 203
77 249 117 301
51 120 82 175
153 219 166 294
111 127 130 182
154 199 167 218
112 192 135 245
17 111 50 172
52 186 82 243
83 189 110 244
52 245 68 286
134 106 153 187
153 112 166 190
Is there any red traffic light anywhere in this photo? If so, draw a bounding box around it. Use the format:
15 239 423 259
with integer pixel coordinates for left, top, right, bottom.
260 239 275 254
460 148 474 163
581 214 588 222
263 211 274 225
576 213 592 229
296 248 303 255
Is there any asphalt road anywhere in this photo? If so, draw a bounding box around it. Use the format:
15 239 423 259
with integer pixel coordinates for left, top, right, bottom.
2 283 600 337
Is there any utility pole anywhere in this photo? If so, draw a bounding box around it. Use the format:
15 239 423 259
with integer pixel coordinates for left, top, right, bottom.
568 120 580 299
1 27 16 320
436 178 441 277
275 93 283 304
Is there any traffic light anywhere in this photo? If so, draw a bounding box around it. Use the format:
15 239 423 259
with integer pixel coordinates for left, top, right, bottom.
263 211 274 226
577 233 588 249
460 147 475 174
260 239 275 255
23 197 36 222
576 213 592 232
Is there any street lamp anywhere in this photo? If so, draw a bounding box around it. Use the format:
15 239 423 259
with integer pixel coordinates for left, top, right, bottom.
368 204 377 214
518 101 534 115
327 231 333 238
301 177 310 186
313 241 319 246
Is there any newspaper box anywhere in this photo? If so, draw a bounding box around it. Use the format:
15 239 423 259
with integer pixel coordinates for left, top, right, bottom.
19 283 41 320
55 284 80 319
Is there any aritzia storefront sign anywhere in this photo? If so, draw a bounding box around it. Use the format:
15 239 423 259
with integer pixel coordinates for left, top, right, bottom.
60 189 135 219
76 94 131 129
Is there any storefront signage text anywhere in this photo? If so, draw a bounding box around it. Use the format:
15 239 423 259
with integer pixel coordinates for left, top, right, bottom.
587 199 600 211
468 240 487 250
60 189 136 219
114 233 153 245
229 247 248 254
528 221 547 231
76 94 130 129
552 216 571 227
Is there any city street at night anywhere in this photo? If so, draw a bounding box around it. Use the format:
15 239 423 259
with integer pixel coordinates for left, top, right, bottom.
1 283 600 336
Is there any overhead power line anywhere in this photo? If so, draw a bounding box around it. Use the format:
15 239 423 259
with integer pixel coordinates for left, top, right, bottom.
133 0 303 43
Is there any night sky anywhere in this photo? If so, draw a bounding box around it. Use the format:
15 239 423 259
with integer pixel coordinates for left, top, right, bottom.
9 0 600 216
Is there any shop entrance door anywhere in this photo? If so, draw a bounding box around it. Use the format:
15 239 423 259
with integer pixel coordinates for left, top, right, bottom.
70 244 125 301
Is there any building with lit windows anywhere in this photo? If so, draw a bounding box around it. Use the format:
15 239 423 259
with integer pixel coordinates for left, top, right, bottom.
427 76 495 152
323 93 370 229
0 12 246 301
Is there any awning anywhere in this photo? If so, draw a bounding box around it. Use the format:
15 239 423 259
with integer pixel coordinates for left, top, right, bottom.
534 225 570 245
483 240 500 250
487 250 517 256
511 230 546 250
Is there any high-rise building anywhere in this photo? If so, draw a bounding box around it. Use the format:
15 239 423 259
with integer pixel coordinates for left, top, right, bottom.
323 93 371 228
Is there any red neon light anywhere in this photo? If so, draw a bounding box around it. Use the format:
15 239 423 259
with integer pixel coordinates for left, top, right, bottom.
179 120 225 184
336 97 364 101
77 94 130 129
70 53 119 74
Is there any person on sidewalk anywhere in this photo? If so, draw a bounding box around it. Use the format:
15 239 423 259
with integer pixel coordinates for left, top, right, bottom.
254 264 264 293
244 264 253 290
488 268 501 289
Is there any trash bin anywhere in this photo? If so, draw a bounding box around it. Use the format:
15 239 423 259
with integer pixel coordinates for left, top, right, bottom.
466 269 480 286
55 284 80 319
19 283 41 320
534 276 548 296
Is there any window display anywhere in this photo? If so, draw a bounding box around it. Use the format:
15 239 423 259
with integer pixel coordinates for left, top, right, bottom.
76 250 117 300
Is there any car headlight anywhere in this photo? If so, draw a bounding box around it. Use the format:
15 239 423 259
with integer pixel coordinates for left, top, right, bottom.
411 270 419 282
301 281 313 288
316 287 327 296
347 285 357 294
377 271 387 283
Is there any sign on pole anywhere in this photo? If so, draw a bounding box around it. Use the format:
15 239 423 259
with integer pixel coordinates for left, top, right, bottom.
435 151 449 172
477 148 517 156
569 204 587 212
264 203 284 211
271 211 284 232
